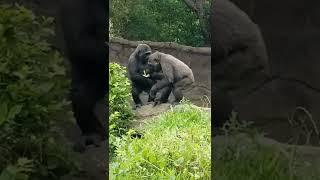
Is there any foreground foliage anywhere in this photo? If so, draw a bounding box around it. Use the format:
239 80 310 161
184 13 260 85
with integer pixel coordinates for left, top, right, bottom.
110 103 211 179
0 4 77 179
109 62 134 156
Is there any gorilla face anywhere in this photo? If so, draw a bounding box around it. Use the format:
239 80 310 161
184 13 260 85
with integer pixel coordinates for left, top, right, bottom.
148 51 160 65
136 44 152 64
145 63 162 74
139 51 151 64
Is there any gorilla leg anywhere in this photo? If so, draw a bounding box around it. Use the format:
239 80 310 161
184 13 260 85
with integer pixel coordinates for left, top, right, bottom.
149 78 171 101
172 77 194 103
132 85 143 108
212 87 233 127
212 86 234 136
60 0 107 150
70 81 105 138
153 86 172 106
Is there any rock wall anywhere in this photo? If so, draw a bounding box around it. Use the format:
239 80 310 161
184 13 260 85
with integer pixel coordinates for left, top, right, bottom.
109 38 212 107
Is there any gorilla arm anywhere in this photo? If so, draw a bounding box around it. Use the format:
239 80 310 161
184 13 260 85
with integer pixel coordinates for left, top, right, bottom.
128 60 154 87
159 60 175 83
60 0 107 64
150 72 165 80
149 61 174 95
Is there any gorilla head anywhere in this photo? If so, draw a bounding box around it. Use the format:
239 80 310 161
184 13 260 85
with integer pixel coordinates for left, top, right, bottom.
134 44 152 64
148 51 161 65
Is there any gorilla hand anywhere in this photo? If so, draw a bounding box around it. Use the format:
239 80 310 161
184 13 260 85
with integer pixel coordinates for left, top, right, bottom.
146 78 154 87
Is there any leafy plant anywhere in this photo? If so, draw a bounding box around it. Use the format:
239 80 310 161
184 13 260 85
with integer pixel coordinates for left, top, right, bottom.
110 103 211 179
0 4 76 179
0 158 33 180
109 62 134 155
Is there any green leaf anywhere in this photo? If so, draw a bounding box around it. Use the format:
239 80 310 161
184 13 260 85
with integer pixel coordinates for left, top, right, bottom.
38 82 54 93
0 102 8 126
12 71 26 79
7 105 23 121
0 165 18 180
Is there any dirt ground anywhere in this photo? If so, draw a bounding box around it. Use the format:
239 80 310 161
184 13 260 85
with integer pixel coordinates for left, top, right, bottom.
58 119 107 180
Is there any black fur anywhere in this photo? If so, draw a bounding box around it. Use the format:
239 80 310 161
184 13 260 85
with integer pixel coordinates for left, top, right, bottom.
146 63 172 105
128 44 154 108
59 0 107 140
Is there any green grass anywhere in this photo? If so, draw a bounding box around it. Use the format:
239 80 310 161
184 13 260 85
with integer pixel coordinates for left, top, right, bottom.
214 113 320 180
214 139 320 180
109 103 211 179
109 104 320 180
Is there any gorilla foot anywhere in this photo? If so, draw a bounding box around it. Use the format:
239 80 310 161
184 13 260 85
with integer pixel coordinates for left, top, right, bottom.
73 137 86 153
84 133 104 147
133 104 142 110
153 101 161 107
72 133 104 153
148 95 155 102
171 101 180 107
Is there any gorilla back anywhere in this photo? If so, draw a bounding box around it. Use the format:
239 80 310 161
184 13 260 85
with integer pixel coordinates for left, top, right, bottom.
59 0 107 138
148 51 194 103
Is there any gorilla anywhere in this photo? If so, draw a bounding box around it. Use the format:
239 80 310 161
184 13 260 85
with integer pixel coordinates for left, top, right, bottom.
59 0 107 148
212 87 234 136
128 44 172 108
210 0 270 130
145 63 173 106
148 51 195 104
128 44 153 108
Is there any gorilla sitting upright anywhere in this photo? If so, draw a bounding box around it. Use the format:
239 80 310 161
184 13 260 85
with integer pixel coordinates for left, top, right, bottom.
210 0 270 130
59 0 107 149
128 44 172 108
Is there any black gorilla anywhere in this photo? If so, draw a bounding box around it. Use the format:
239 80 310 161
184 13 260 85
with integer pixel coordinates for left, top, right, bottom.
59 0 107 146
148 51 195 104
128 44 154 108
210 0 270 129
145 63 173 106
128 45 172 108
212 87 234 136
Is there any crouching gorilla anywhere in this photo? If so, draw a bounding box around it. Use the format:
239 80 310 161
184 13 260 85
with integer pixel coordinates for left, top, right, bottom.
146 63 173 106
128 44 172 108
210 0 270 130
148 51 195 104
59 0 107 149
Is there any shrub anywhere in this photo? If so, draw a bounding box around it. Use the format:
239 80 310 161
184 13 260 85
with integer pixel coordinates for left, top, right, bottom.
0 4 76 179
110 103 211 179
109 62 134 155
110 0 207 47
